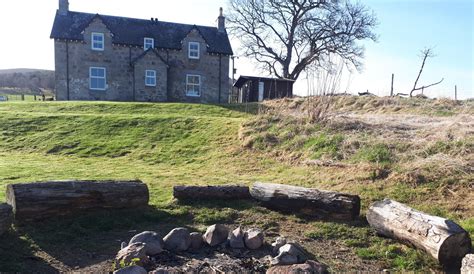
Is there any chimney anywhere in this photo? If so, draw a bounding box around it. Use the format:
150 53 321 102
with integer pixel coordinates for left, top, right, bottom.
59 0 69 16
218 7 225 33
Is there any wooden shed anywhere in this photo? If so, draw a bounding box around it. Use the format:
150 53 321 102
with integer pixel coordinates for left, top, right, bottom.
233 76 295 103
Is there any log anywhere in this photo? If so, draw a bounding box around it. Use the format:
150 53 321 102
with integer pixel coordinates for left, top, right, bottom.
250 182 360 220
173 185 251 200
367 199 471 267
6 180 149 222
0 204 13 236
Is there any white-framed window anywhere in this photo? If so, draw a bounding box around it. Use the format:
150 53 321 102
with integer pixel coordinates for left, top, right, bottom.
188 42 200 59
91 32 104 51
89 67 106 90
186 74 201 97
144 37 154 50
145 70 156 87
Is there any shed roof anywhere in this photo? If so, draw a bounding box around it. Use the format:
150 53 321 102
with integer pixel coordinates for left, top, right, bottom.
234 75 295 88
50 11 233 55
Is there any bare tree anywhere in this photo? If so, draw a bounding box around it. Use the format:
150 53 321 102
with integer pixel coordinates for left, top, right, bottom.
410 48 444 97
227 0 377 80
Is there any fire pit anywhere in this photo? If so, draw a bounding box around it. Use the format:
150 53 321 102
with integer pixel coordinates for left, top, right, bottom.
114 224 328 274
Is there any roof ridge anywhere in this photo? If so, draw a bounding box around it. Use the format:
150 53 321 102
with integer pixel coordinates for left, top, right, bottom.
67 10 218 30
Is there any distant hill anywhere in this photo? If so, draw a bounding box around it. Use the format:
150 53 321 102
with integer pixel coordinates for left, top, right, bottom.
0 68 53 75
0 68 54 94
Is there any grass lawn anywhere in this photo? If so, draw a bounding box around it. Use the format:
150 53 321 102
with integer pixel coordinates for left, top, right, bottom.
0 100 471 272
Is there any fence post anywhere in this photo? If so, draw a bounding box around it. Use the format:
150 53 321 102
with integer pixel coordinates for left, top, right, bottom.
455 85 457 101
391 73 394 96
21 94 25 101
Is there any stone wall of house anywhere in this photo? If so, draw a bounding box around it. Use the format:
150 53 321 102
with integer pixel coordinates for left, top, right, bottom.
54 18 230 103
133 51 168 102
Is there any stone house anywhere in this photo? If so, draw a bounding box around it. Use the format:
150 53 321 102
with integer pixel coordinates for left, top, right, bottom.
50 0 233 103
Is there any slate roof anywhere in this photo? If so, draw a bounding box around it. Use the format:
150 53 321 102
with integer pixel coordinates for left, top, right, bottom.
50 11 233 55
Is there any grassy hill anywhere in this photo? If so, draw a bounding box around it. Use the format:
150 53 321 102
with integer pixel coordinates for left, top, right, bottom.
0 98 472 272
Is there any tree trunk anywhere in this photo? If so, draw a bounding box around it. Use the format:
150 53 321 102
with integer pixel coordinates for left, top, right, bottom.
6 180 149 222
0 204 13 236
366 199 471 267
250 182 360 220
173 185 251 200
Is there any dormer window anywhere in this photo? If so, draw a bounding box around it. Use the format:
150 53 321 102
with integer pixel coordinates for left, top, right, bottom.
144 38 154 50
188 42 200 59
91 32 104 51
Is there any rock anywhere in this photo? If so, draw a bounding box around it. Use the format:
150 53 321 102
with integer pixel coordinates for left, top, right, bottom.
244 228 264 250
271 243 308 265
203 224 229 246
271 237 287 255
228 227 245 249
115 243 149 269
267 260 329 274
129 231 164 256
461 254 474 274
150 268 171 274
163 227 191 251
114 265 148 274
189 232 203 250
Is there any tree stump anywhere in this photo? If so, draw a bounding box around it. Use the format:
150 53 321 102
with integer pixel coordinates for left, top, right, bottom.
0 204 13 236
173 185 251 200
367 199 471 267
6 180 149 222
250 182 360 220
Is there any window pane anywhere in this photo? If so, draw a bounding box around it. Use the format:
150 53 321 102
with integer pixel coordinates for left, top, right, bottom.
98 78 105 89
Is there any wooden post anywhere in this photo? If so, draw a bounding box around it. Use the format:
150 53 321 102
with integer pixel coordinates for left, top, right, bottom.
21 94 25 101
390 73 394 96
455 85 458 101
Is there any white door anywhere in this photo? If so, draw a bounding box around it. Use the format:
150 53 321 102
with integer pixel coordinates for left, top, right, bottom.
258 82 264 102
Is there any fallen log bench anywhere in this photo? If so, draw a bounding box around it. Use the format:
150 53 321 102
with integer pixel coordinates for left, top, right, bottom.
6 180 149 222
173 185 251 200
367 199 472 267
0 204 13 236
250 182 361 220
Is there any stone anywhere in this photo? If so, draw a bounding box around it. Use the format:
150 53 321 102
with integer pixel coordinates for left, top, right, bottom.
271 236 287 255
267 260 329 274
271 243 308 265
189 232 203 250
114 265 148 274
203 224 229 246
163 227 191 251
461 254 474 274
129 231 164 256
228 227 245 249
244 228 264 250
115 243 149 269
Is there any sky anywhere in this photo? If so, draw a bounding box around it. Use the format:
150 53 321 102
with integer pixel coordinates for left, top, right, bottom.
0 0 472 99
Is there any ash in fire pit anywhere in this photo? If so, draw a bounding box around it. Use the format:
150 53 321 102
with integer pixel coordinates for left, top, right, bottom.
114 224 328 274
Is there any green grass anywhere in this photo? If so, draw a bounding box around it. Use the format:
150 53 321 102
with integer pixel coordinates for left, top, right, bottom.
0 100 471 272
